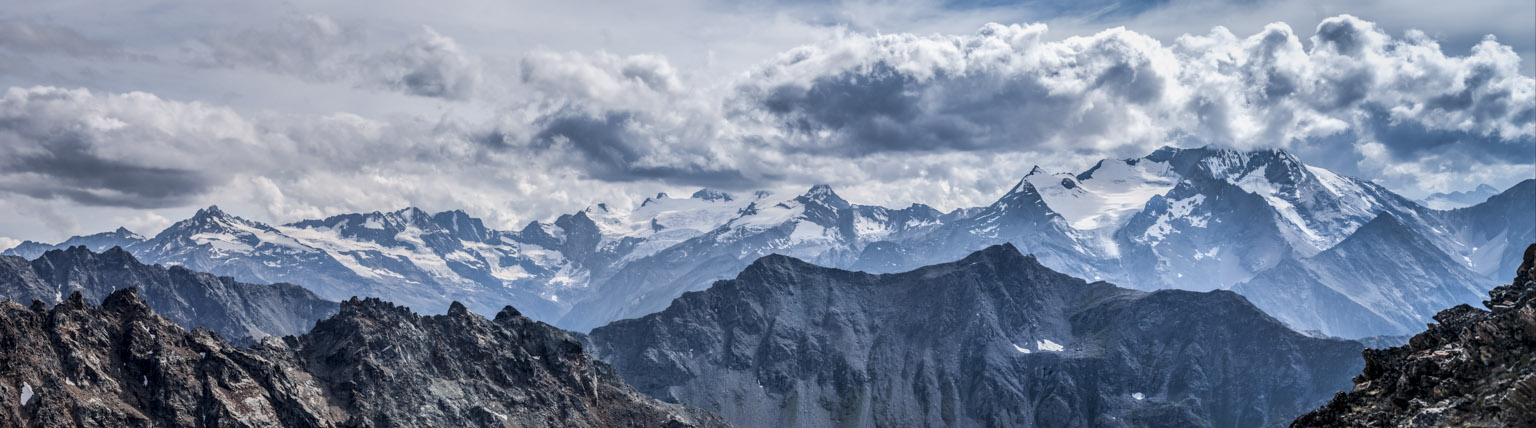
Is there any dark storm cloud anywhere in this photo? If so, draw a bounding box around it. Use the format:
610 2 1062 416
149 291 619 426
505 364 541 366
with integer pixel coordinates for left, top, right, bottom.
1359 105 1536 165
758 63 979 154
0 119 212 208
736 23 1180 156
532 110 752 186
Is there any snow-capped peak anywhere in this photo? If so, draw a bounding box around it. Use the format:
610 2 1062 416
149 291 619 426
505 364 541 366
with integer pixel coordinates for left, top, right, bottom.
193 205 231 220
1026 157 1178 231
798 184 849 208
110 227 146 240
691 188 734 202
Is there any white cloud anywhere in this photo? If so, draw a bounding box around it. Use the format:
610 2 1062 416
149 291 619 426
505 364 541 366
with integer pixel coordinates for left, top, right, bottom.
0 236 20 252
729 15 1532 159
111 211 172 237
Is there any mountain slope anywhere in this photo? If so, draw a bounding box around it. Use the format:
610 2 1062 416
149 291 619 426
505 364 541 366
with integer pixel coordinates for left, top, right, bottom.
1420 183 1501 210
1234 214 1497 338
1293 243 1536 427
0 246 335 341
881 172 1115 284
558 185 943 331
585 245 1363 428
3 227 146 260
1441 179 1536 281
0 288 730 427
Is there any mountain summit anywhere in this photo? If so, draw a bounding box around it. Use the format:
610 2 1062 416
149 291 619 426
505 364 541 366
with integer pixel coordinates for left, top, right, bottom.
586 245 1363 428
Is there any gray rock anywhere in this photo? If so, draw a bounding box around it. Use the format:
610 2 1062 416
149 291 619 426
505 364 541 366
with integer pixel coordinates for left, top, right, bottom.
0 246 335 341
586 244 1363 428
0 288 731 428
1293 243 1536 427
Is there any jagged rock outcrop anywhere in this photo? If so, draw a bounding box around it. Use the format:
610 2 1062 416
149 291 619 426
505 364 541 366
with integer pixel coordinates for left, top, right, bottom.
586 244 1364 428
0 288 730 427
0 246 336 342
1293 243 1536 427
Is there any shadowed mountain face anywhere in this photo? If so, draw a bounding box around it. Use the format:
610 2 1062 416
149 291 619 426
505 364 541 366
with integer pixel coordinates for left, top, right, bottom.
0 246 335 342
1293 243 1536 427
0 289 731 428
585 245 1363 428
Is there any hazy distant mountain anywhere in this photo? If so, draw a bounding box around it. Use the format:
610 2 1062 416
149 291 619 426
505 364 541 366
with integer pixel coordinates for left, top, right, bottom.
585 245 1363 428
0 246 334 341
3 227 146 260
0 288 729 427
7 147 1529 338
1420 183 1501 209
1439 179 1536 281
1233 214 1495 338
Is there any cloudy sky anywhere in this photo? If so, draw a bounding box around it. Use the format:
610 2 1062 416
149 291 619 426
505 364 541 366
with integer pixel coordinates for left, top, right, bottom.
0 0 1532 246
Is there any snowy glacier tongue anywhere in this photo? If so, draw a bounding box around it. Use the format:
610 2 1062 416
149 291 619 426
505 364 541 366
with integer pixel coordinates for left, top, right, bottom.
1026 159 1178 231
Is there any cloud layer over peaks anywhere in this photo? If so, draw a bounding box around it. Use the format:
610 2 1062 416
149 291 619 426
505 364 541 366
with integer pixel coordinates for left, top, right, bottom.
0 10 1530 242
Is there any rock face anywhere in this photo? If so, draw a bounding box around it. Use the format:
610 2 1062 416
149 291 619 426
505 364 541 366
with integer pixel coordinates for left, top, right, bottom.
1292 243 1536 427
0 246 335 342
585 244 1364 428
0 288 730 428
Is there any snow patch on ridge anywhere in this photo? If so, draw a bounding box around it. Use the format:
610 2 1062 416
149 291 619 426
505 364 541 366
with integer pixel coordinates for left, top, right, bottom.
1037 339 1064 352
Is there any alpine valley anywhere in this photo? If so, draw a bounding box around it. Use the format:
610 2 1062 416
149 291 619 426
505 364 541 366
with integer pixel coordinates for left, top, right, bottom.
6 146 1532 340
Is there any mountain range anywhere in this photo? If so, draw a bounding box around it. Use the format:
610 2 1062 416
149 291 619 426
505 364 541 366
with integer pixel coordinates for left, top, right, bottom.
6 146 1530 338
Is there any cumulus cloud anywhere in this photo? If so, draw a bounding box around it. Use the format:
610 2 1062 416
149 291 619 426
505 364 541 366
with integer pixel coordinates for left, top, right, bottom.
191 15 481 100
361 27 482 99
111 211 172 236
512 50 750 184
0 87 253 207
728 16 1532 162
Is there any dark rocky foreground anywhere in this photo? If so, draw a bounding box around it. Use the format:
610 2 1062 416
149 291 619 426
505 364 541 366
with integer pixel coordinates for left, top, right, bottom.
586 244 1364 428
1 246 336 342
1293 243 1536 427
0 289 730 427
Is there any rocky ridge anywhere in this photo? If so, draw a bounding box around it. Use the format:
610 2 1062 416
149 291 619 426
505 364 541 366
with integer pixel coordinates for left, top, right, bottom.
0 288 730 427
1292 243 1536 427
0 246 335 342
